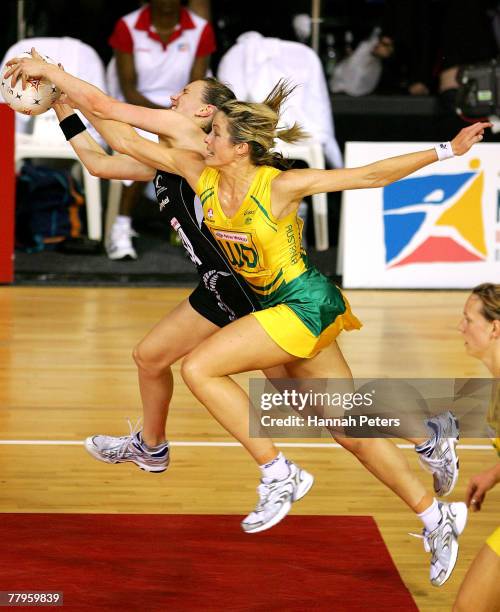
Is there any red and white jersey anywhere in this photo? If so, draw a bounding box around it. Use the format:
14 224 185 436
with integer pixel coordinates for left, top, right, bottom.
108 6 215 106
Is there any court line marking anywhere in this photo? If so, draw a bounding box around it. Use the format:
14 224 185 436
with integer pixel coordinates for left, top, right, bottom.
0 440 493 450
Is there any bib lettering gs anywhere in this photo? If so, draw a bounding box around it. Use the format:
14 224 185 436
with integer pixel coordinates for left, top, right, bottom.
197 166 308 298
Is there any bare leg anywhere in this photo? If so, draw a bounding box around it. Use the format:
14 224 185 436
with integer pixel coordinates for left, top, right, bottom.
133 299 219 446
181 318 432 510
284 343 430 511
453 542 500 612
181 315 297 464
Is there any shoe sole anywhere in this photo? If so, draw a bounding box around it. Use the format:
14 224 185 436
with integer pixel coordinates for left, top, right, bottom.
421 412 460 497
292 470 315 502
433 502 468 587
241 498 293 534
437 434 459 497
84 437 168 473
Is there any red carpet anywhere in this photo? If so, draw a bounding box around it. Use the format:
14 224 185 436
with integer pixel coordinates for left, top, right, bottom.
0 514 417 611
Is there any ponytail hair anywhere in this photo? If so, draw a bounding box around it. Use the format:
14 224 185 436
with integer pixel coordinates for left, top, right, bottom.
220 79 309 167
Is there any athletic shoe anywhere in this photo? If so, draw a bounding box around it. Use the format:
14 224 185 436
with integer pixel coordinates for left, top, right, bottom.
241 461 314 534
106 223 138 260
417 411 459 497
413 501 467 587
85 422 169 473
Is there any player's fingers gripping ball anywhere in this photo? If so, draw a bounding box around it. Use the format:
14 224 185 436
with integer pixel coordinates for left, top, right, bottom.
0 51 61 116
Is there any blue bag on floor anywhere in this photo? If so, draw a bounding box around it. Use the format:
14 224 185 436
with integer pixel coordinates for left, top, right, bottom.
15 163 85 252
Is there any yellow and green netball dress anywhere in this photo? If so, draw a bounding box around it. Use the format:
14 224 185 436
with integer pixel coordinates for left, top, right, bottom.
486 383 500 556
196 165 361 358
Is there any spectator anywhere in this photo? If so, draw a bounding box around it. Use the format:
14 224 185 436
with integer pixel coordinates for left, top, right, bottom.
372 0 439 95
106 0 215 260
373 0 498 103
438 0 498 112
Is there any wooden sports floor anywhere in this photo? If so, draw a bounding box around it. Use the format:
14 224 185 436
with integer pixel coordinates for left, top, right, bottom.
0 287 497 611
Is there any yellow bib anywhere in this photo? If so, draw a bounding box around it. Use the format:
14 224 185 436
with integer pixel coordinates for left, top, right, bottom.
197 166 307 299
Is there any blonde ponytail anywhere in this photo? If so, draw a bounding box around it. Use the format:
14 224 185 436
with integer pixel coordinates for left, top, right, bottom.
220 79 309 167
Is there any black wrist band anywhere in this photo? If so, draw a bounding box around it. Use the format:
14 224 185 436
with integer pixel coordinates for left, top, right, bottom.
59 113 86 140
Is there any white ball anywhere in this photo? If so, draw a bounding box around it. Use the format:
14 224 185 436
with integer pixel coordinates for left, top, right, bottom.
0 52 61 116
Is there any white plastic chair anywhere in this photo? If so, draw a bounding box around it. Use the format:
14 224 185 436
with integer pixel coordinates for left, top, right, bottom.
14 116 103 241
218 32 344 251
273 139 329 251
2 37 107 241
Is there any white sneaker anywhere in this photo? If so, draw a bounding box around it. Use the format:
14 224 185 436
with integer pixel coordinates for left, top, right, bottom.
106 223 138 260
85 421 169 473
417 411 459 497
241 461 314 534
414 501 467 587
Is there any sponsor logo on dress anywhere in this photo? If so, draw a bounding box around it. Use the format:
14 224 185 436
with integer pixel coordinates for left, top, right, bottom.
214 230 249 244
155 174 168 196
159 196 169 211
207 207 214 219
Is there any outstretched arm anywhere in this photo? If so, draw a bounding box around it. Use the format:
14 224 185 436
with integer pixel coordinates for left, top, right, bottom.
53 103 155 182
273 122 490 216
76 106 207 189
4 49 199 141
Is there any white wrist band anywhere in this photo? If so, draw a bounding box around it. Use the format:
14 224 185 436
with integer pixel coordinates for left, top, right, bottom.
434 142 454 161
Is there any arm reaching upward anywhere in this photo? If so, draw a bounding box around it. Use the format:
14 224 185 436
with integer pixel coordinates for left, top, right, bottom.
4 49 199 142
76 106 207 189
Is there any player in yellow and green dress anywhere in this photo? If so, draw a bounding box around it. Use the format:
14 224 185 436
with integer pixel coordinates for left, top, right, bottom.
101 80 487 586
454 283 500 612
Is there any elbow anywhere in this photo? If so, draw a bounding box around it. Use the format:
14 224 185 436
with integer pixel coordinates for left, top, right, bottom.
88 166 103 178
373 177 391 188
82 156 108 178
364 171 386 189
85 162 105 179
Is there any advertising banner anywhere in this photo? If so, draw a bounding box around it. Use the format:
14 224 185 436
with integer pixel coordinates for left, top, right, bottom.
340 142 500 288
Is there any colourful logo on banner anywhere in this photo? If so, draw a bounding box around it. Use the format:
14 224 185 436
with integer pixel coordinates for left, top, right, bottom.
383 160 487 267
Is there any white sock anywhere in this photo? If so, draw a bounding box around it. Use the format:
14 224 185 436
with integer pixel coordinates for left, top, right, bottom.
115 215 132 229
417 499 441 532
260 452 290 482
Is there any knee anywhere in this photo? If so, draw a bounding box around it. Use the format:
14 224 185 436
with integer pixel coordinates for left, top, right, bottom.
133 340 172 378
180 353 204 389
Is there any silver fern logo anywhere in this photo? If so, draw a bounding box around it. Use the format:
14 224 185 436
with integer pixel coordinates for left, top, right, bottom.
203 270 237 320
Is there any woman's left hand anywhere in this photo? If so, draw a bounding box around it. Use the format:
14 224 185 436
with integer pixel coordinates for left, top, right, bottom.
451 121 492 156
465 465 498 511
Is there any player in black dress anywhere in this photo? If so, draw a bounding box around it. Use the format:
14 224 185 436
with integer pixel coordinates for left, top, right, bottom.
44 76 285 472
